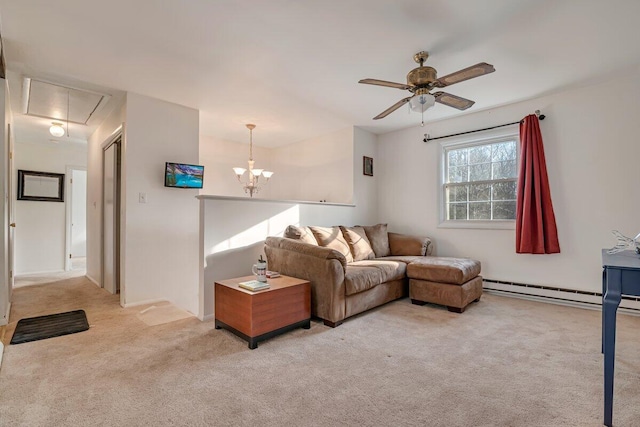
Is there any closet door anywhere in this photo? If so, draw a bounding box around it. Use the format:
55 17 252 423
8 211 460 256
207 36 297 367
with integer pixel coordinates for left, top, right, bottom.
102 141 119 294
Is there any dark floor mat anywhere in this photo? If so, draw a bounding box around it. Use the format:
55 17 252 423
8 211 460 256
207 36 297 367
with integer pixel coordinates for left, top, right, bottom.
10 310 89 344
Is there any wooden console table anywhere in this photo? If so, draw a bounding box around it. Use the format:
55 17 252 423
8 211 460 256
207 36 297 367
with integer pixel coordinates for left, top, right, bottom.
601 249 640 427
214 275 310 349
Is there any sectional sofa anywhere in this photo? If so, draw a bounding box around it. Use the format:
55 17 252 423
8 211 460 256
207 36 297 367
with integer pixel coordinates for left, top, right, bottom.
264 224 482 327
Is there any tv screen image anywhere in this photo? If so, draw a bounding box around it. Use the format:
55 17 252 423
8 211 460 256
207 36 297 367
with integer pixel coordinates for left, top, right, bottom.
165 162 204 189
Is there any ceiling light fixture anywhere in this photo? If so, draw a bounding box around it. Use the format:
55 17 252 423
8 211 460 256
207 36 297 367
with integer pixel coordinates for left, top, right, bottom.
409 90 435 113
408 88 435 127
49 122 65 137
232 124 273 197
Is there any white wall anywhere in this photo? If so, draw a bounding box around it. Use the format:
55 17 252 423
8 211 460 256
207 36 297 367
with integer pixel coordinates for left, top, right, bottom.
123 93 200 314
199 126 354 204
14 142 87 274
353 127 378 226
199 135 273 198
378 66 640 293
269 127 354 203
87 97 126 284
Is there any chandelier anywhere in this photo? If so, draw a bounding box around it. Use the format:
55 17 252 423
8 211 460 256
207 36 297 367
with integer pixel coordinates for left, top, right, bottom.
232 124 273 197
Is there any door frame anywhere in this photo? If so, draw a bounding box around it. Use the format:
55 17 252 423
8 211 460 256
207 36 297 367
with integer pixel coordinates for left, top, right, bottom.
64 165 87 271
100 126 126 306
7 123 14 298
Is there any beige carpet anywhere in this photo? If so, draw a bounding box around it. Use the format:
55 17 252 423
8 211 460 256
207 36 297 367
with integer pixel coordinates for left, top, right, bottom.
137 302 195 326
1 276 640 426
14 268 86 287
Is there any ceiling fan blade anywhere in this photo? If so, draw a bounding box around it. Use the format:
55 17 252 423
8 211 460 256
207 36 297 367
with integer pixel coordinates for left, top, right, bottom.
433 92 475 110
359 78 412 90
433 62 495 88
373 96 412 120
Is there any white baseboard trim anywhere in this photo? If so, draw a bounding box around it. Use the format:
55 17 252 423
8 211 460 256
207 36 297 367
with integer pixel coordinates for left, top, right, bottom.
0 341 4 370
123 298 169 308
202 314 215 322
15 269 65 277
483 280 640 317
85 274 100 287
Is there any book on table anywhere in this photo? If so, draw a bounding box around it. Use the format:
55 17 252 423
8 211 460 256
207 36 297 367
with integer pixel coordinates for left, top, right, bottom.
266 271 280 278
238 280 270 291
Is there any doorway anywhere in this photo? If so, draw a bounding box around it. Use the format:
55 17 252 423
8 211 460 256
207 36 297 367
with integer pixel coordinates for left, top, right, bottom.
102 136 121 295
65 166 87 271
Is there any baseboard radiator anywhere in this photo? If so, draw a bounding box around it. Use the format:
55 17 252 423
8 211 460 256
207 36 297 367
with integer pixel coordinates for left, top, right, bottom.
482 279 640 316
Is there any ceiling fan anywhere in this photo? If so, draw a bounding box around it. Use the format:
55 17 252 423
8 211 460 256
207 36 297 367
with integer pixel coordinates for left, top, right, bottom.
359 51 495 121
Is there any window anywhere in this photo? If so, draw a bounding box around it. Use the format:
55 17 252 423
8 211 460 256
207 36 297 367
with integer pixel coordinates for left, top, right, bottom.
441 132 519 228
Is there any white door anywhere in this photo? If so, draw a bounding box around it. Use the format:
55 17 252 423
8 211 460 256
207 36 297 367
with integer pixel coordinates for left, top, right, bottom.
102 141 119 294
71 169 87 258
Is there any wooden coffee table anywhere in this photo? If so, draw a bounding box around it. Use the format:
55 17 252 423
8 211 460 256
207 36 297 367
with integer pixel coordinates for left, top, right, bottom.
214 275 311 349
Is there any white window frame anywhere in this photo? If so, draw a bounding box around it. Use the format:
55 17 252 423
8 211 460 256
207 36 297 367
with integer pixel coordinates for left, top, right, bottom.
438 127 520 230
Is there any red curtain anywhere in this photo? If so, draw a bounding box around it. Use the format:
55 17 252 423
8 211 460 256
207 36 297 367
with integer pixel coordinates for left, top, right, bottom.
516 114 560 254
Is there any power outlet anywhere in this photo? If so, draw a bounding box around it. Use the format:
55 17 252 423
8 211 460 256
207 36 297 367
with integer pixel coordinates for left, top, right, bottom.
139 192 147 204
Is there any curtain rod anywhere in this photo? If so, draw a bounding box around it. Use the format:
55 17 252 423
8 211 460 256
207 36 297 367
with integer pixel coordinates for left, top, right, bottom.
423 110 546 143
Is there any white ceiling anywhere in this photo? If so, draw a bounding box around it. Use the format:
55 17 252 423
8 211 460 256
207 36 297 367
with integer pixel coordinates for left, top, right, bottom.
1 0 639 147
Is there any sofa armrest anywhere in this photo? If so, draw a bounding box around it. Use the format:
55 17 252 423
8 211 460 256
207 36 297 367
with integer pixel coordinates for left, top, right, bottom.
388 232 433 256
264 237 347 323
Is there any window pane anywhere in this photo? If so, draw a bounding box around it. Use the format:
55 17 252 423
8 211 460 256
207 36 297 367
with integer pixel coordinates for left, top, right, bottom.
449 203 468 220
448 185 468 202
469 145 491 164
448 165 468 183
448 149 468 167
492 181 517 201
469 183 490 201
493 201 516 219
443 136 519 223
492 160 517 179
469 163 491 181
492 141 517 162
469 202 491 220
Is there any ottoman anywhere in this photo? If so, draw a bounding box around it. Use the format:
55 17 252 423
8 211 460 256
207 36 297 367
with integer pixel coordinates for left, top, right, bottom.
407 257 482 313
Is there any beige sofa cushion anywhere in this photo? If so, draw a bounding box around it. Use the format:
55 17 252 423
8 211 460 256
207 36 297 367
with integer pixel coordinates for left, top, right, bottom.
407 257 481 285
388 232 432 256
350 260 406 282
344 266 381 295
309 226 354 263
362 224 390 258
380 255 423 264
340 226 375 261
284 225 318 245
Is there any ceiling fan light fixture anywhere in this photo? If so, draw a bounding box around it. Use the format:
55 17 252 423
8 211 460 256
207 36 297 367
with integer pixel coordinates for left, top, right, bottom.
409 93 435 113
49 122 65 137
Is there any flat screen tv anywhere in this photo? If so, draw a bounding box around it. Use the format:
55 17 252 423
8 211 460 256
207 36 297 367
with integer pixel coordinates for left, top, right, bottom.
164 162 204 189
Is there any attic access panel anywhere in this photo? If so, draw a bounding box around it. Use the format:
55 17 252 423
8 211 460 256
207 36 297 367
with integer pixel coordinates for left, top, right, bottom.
24 78 109 125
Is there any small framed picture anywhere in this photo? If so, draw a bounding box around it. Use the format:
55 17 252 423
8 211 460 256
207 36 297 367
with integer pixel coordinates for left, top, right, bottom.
363 156 373 176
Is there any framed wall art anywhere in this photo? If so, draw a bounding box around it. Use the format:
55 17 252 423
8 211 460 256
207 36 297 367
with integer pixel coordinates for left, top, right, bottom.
17 170 65 202
363 156 373 176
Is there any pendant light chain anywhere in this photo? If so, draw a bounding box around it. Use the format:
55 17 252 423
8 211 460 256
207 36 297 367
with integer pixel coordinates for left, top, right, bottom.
66 90 70 137
249 127 253 161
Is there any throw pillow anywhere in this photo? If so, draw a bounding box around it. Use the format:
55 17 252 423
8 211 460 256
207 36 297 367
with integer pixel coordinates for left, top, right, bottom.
362 223 390 258
284 225 318 245
340 226 375 261
308 226 354 263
